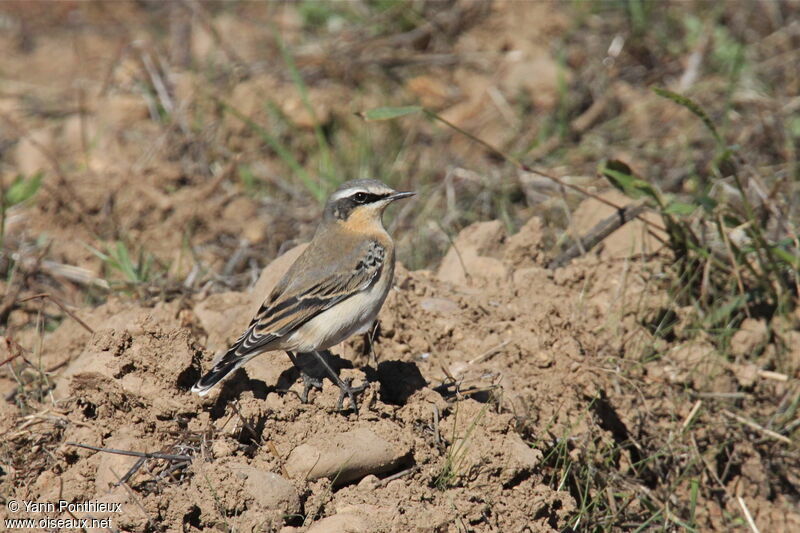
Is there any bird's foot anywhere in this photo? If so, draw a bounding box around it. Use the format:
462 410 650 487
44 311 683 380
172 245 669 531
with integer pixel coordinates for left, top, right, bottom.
335 377 368 415
299 372 323 404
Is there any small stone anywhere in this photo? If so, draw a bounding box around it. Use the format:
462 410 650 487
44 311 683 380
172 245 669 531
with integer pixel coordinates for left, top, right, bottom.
357 474 379 490
232 465 300 515
730 319 768 358
285 428 408 485
533 351 553 368
386 478 406 491
731 363 760 389
306 513 369 533
505 433 542 473
211 438 238 459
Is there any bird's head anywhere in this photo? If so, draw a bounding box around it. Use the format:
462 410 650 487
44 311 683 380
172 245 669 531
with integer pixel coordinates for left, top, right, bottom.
323 179 415 231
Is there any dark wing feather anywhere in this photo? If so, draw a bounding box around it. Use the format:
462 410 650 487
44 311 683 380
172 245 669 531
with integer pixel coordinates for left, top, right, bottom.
192 239 385 394
232 239 385 355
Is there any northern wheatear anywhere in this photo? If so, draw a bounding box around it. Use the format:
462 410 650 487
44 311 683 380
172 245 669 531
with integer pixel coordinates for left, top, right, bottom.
192 179 414 413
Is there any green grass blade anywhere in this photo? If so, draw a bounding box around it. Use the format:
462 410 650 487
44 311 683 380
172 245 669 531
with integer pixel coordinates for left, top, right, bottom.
359 106 423 121
664 201 697 216
114 242 139 282
274 31 336 186
599 160 663 207
218 98 326 203
652 87 722 144
5 171 44 207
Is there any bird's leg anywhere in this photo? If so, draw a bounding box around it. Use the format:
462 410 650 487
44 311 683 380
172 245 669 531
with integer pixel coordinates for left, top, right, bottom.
310 350 368 415
361 320 381 365
285 351 323 404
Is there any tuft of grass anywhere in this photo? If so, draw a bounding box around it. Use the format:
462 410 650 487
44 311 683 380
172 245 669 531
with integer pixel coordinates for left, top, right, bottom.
274 28 336 188
87 241 155 289
0 171 44 249
434 402 488 490
599 89 800 351
217 97 328 203
237 163 260 196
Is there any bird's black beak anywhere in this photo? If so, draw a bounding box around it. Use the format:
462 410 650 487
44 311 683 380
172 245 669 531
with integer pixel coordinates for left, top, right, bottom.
387 191 416 201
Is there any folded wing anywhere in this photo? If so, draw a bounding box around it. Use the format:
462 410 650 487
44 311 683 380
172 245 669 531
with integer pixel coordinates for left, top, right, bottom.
191 240 385 395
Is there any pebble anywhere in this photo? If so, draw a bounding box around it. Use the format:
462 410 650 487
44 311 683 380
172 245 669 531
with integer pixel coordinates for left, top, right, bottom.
285 428 408 485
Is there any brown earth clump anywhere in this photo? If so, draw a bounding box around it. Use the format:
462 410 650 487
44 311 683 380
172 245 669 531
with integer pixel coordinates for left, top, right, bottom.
3 214 799 531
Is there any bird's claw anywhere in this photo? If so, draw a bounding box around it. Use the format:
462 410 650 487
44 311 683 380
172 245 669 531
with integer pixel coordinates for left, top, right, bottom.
335 377 368 415
299 372 324 404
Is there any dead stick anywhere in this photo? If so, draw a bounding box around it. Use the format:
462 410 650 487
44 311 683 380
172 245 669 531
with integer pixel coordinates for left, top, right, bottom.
548 203 650 269
111 467 159 531
737 496 761 533
116 456 147 486
0 336 27 367
0 351 23 367
66 442 191 461
721 409 791 445
375 465 420 488
18 293 94 334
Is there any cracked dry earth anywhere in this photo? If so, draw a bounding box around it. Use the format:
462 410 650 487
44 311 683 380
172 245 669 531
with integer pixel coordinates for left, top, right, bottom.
3 208 799 532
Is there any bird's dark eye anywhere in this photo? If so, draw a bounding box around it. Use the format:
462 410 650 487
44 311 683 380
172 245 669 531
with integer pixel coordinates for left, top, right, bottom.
353 192 368 204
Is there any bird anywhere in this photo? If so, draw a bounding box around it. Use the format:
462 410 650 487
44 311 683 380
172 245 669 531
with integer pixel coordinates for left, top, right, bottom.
192 179 415 414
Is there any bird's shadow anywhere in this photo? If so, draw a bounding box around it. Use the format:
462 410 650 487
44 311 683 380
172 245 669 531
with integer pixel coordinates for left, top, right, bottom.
211 349 429 417
210 370 272 419
276 349 355 386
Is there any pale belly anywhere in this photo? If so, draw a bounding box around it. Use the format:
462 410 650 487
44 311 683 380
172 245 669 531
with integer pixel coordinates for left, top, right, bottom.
282 266 393 353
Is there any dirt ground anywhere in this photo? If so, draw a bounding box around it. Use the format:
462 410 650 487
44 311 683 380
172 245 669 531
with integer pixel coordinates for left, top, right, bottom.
1 2 799 532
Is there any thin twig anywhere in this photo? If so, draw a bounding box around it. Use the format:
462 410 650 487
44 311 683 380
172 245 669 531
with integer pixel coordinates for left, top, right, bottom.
681 400 703 431
375 465 420 488
717 212 749 316
39 259 110 290
737 496 761 533
758 370 788 382
18 293 94 334
721 410 792 445
693 391 751 400
66 442 192 461
116 457 147 486
690 433 728 495
1 336 26 367
418 108 668 234
265 440 289 479
432 404 441 445
468 340 510 366
548 203 650 269
111 467 158 531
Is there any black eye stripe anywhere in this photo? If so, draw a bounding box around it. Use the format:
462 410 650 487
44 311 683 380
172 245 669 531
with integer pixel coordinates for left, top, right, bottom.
351 192 388 204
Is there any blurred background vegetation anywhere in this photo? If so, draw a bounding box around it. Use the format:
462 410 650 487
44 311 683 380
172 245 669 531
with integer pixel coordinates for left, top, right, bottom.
1 0 796 293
